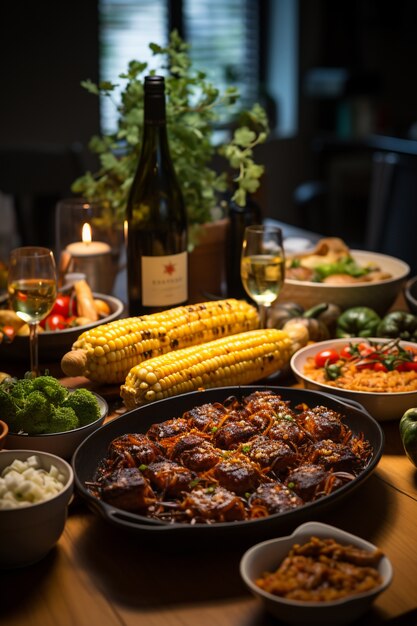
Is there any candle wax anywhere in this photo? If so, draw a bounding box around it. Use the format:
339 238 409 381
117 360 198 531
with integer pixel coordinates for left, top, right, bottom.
66 241 111 257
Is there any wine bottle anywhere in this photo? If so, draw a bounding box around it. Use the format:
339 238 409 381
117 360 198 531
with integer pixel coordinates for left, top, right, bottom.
126 75 188 315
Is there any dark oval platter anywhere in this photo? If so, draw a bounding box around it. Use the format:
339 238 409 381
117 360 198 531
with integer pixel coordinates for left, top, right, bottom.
72 385 384 544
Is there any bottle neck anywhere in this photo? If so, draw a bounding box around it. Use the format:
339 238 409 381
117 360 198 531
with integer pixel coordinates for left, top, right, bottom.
140 89 171 162
144 85 167 123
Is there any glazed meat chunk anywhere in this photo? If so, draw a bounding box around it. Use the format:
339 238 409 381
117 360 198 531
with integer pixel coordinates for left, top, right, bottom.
107 433 163 467
183 402 227 432
212 457 262 495
248 436 297 473
98 467 156 512
298 406 346 442
244 390 296 416
181 486 246 522
143 460 195 497
146 417 190 442
268 417 309 447
213 419 258 449
170 433 221 472
249 482 304 515
285 463 333 501
307 440 361 473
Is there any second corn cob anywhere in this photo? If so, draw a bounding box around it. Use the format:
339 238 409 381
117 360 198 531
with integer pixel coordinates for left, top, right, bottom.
60 299 259 384
120 328 293 409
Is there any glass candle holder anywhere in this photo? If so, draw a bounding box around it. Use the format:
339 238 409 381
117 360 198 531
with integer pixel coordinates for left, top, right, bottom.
55 198 123 294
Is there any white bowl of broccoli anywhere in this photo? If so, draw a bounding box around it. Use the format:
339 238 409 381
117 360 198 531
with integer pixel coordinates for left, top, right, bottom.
0 375 108 459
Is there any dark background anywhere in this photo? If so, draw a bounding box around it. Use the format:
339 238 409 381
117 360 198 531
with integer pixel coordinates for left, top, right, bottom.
1 0 417 260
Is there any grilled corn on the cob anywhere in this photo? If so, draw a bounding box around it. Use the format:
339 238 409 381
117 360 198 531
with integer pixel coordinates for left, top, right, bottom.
60 299 259 384
120 328 292 409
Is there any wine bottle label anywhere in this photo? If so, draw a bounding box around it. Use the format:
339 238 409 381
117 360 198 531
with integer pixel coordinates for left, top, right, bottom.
141 252 188 306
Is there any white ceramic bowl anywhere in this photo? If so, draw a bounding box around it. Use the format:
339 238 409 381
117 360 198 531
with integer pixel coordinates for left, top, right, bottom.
404 275 417 314
0 449 74 568
0 293 124 362
5 392 108 459
291 337 417 421
280 250 409 315
240 521 393 625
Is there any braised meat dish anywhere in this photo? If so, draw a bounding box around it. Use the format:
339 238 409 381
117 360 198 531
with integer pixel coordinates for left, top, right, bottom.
88 390 373 524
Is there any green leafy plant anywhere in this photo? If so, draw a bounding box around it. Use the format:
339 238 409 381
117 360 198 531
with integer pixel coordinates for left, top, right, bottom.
72 30 269 244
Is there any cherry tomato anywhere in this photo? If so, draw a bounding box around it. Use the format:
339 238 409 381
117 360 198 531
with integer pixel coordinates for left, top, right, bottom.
1 325 16 342
357 343 377 358
399 361 417 372
44 313 67 331
314 348 339 368
373 362 388 372
50 295 73 318
340 345 355 360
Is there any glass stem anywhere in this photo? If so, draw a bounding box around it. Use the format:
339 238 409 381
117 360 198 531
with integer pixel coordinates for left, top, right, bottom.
259 304 269 329
29 322 40 377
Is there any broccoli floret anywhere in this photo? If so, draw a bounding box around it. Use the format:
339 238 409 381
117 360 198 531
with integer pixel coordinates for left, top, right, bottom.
31 376 69 406
13 390 54 435
0 387 17 426
9 378 35 408
63 388 101 427
48 406 79 433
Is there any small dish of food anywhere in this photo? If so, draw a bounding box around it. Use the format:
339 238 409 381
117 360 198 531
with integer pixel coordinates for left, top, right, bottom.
291 337 417 421
0 449 74 568
0 278 124 361
280 237 409 314
1 374 108 458
240 521 393 624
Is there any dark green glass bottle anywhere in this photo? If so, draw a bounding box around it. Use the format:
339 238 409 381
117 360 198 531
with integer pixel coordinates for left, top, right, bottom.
126 75 188 315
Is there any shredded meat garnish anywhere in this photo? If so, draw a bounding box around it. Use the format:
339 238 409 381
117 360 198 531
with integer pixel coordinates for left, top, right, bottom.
255 536 384 601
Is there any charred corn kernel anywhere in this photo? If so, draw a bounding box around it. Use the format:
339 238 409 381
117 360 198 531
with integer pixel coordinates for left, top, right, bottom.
61 299 259 384
120 329 292 409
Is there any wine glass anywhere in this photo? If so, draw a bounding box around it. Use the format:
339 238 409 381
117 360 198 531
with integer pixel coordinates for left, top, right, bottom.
8 247 57 376
240 224 285 328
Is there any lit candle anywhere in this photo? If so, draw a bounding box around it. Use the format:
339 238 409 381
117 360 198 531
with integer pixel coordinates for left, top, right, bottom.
65 223 113 293
66 223 111 257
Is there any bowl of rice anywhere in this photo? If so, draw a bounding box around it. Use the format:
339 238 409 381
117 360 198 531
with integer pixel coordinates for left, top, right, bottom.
290 337 417 421
240 521 392 624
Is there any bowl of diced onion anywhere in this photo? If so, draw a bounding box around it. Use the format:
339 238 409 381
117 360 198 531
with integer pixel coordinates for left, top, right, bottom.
0 449 74 568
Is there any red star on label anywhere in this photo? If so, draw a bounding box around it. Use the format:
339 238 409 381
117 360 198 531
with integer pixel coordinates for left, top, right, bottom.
163 262 176 276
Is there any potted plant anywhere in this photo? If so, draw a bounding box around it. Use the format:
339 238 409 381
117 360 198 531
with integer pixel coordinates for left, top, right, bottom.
72 30 269 298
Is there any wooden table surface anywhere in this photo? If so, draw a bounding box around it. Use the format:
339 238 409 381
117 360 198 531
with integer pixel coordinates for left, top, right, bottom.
2 288 417 625
1 374 417 626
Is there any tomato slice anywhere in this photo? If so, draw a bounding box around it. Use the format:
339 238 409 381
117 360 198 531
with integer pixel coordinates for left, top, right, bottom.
314 348 339 368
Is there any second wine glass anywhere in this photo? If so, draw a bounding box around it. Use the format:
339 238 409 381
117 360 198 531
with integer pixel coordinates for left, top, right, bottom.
8 246 57 376
241 224 285 328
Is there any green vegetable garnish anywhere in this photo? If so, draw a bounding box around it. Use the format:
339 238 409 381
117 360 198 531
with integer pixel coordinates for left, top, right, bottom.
0 374 101 435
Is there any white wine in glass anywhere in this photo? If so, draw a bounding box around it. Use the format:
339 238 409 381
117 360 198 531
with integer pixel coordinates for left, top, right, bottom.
241 225 285 328
8 247 57 376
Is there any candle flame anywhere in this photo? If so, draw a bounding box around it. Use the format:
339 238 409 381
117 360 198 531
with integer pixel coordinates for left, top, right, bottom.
82 222 92 244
